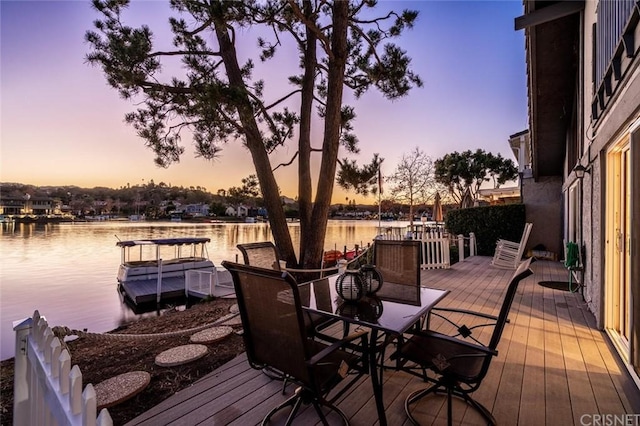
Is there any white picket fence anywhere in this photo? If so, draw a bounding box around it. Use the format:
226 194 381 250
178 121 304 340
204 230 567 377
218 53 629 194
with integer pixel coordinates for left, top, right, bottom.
13 310 113 426
376 227 476 270
420 230 451 269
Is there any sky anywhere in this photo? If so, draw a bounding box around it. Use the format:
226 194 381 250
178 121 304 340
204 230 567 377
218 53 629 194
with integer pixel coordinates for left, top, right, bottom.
0 0 528 204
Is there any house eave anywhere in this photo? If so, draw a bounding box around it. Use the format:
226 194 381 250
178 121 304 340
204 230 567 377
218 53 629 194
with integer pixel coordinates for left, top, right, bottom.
518 1 582 179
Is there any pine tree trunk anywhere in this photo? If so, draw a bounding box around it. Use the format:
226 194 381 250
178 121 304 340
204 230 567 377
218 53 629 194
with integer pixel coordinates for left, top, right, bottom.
214 17 296 265
298 0 316 266
303 1 349 269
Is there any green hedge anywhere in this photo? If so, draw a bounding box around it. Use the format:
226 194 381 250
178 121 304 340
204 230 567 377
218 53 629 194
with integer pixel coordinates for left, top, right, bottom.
445 204 526 256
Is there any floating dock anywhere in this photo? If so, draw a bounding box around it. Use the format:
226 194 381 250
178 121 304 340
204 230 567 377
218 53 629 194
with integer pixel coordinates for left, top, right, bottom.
120 268 235 306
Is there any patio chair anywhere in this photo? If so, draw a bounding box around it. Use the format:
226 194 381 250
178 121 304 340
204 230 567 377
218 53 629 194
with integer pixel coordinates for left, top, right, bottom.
374 239 421 285
394 257 534 425
221 261 369 425
237 241 282 270
372 239 423 359
491 222 533 269
374 239 422 311
236 241 335 392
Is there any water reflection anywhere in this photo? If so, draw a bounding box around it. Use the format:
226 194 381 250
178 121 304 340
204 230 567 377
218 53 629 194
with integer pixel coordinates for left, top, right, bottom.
0 219 407 360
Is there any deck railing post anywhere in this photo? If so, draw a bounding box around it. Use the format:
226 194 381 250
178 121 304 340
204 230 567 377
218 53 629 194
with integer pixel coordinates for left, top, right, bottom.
469 232 476 257
458 234 465 262
13 316 34 425
443 236 450 268
156 258 163 304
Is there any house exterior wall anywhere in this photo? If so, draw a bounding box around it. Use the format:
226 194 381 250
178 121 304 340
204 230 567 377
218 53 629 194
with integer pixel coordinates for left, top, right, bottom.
578 2 640 327
577 0 640 378
522 175 563 256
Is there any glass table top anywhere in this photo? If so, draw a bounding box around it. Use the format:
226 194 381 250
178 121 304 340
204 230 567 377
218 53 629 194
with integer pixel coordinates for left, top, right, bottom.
299 274 449 334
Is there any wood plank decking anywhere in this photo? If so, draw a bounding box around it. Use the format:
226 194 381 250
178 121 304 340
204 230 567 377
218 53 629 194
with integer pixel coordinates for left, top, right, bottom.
127 257 640 425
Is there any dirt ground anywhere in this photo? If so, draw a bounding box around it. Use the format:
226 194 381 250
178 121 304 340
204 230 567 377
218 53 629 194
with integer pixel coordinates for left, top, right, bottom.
0 298 245 425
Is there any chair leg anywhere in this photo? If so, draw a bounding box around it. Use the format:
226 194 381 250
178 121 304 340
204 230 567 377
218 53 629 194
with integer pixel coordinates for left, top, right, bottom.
262 387 350 426
311 400 349 426
262 392 300 426
283 397 303 426
446 386 453 426
404 384 441 425
405 379 497 426
261 366 291 395
458 390 497 425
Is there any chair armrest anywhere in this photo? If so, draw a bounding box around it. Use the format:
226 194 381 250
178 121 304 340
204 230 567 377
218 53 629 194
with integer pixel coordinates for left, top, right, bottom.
412 330 498 357
426 308 505 345
496 245 521 253
430 307 498 322
497 239 520 248
308 330 368 366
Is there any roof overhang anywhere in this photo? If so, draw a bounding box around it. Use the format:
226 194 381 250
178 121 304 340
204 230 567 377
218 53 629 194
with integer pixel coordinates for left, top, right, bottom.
516 1 583 179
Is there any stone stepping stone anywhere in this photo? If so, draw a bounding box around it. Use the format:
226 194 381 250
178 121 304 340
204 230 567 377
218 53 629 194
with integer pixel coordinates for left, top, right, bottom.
94 371 151 410
155 344 208 367
190 326 233 344
218 312 242 326
229 304 239 314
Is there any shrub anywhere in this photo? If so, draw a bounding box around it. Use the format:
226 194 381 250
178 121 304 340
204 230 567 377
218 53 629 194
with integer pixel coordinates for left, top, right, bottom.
445 204 526 256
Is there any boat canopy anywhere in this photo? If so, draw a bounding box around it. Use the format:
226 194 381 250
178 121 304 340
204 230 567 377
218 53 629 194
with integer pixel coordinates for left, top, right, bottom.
116 237 211 247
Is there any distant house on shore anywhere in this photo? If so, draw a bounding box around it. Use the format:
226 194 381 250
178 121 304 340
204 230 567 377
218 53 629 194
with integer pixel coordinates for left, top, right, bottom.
0 195 56 216
224 205 249 217
175 203 210 217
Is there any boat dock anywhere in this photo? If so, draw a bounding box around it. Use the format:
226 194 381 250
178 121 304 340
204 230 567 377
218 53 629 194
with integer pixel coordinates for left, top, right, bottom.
116 237 237 306
120 277 187 305
120 268 235 305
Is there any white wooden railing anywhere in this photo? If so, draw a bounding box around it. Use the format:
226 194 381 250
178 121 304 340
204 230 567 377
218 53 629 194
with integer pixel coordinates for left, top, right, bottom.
375 227 477 270
421 230 451 270
185 269 216 298
13 310 113 426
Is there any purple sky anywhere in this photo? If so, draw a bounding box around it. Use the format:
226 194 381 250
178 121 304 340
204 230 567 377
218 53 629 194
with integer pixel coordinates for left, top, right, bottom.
1 1 527 203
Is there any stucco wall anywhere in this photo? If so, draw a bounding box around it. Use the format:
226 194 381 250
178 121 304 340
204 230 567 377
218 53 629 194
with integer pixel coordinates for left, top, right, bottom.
579 159 601 327
522 176 563 256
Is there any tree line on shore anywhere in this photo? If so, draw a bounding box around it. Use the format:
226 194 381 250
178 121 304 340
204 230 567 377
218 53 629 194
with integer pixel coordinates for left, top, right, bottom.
0 179 458 221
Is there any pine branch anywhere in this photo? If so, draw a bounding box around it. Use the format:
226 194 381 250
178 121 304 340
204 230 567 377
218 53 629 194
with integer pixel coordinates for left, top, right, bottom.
287 0 333 61
149 50 221 57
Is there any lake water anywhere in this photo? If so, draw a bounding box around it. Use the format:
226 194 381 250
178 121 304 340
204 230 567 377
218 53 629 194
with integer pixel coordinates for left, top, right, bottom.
0 219 405 360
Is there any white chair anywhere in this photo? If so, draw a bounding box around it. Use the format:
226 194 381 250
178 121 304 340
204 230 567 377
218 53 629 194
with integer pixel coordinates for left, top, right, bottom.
491 222 533 269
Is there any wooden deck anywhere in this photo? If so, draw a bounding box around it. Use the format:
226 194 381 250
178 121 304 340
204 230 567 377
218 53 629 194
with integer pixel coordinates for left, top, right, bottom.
120 277 187 305
126 257 640 425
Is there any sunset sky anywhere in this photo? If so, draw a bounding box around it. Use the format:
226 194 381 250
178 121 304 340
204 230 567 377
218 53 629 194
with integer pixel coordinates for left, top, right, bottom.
1 1 527 203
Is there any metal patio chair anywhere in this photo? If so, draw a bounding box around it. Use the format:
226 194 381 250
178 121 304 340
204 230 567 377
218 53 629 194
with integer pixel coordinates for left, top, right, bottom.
373 239 422 303
374 240 423 330
222 261 369 425
394 257 534 425
237 241 282 270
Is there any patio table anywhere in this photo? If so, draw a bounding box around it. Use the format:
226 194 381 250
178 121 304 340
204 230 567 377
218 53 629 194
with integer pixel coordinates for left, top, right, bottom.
299 274 449 426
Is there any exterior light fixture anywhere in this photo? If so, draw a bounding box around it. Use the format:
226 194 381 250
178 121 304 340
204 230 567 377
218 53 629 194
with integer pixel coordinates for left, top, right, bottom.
573 164 590 179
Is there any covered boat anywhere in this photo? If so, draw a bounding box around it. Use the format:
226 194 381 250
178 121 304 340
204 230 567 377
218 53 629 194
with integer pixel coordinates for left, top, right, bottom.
116 237 216 305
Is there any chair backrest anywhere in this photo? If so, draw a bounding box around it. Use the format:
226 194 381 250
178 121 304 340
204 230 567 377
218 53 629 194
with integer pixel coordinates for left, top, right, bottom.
374 239 421 286
488 256 534 351
237 241 281 270
518 222 533 250
221 261 311 383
